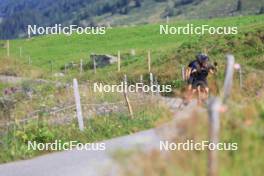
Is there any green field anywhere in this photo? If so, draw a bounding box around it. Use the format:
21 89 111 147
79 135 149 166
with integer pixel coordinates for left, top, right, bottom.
0 14 264 175
0 15 263 73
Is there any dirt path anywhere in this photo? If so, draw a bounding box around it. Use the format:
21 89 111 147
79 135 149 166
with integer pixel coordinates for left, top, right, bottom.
0 97 198 176
0 75 50 85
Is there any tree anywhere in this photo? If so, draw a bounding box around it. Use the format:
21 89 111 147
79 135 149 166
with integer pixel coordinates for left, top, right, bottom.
120 7 129 15
259 6 264 14
135 0 141 7
236 0 242 11
163 5 174 17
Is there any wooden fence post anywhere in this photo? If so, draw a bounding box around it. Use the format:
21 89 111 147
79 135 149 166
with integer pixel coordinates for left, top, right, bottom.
140 75 143 83
207 55 236 176
150 72 154 95
123 75 134 119
148 50 151 73
118 51 121 72
73 79 84 131
207 97 222 176
155 76 160 96
124 74 128 85
223 54 235 103
93 57 97 74
139 75 144 93
234 63 243 89
6 40 10 57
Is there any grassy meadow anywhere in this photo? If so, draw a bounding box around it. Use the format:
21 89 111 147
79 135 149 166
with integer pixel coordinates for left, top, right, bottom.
0 15 263 71
0 14 263 175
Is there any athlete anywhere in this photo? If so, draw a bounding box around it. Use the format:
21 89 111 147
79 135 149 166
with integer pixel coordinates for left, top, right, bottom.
185 53 217 102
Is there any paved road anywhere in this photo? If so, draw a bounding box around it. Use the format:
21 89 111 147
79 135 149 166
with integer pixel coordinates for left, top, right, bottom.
0 129 162 176
0 98 197 176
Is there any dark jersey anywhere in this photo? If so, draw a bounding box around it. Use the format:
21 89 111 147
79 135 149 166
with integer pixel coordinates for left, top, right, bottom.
188 60 201 72
188 60 214 81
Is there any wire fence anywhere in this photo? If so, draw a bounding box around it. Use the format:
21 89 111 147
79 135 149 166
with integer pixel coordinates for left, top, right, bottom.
1 56 263 133
0 77 158 139
0 53 263 176
1 99 149 126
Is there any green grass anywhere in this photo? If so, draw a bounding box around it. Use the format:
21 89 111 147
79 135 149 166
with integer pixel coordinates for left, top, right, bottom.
0 83 9 92
77 0 264 26
0 14 263 168
113 97 264 176
0 15 263 72
0 104 170 163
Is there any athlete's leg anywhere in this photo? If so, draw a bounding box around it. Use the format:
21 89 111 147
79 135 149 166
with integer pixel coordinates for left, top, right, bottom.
187 76 193 91
197 85 201 104
192 88 197 94
203 79 209 100
185 84 193 102
188 84 192 91
186 76 194 102
205 87 209 99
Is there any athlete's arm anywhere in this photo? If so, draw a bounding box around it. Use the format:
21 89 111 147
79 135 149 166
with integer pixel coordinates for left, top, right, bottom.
191 68 197 73
208 63 217 74
185 67 192 80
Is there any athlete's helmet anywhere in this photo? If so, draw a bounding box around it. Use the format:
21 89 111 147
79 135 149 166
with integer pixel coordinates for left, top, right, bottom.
196 53 209 64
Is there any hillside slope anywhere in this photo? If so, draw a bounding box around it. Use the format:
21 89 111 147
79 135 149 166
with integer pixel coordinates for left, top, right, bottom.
0 0 264 39
0 15 263 68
